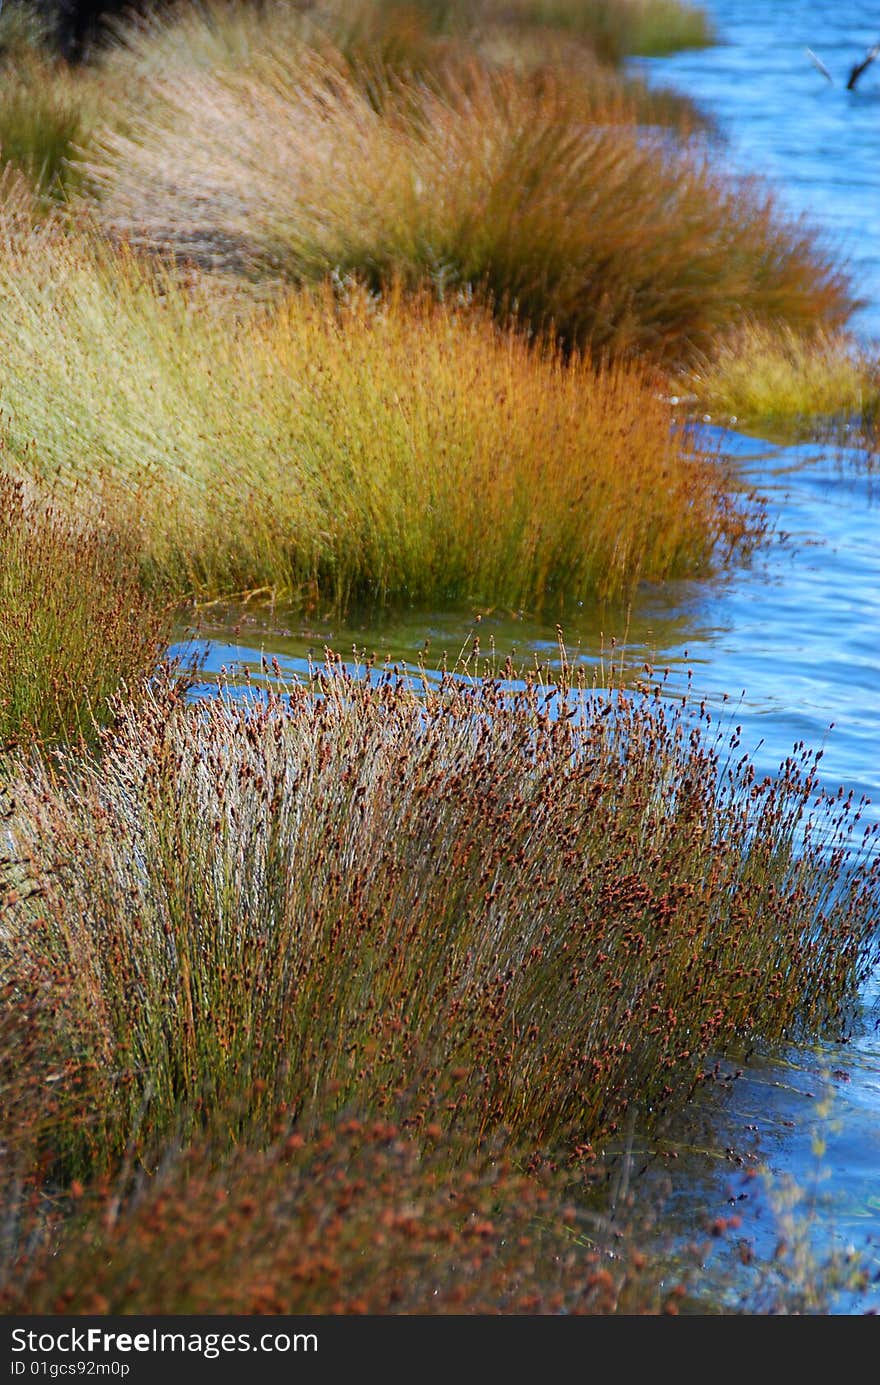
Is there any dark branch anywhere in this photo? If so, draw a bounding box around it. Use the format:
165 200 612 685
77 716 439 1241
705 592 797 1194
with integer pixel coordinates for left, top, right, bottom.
847 42 880 91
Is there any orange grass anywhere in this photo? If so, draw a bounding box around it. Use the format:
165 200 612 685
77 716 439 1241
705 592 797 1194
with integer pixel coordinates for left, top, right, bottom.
0 471 171 747
83 52 856 365
0 213 755 610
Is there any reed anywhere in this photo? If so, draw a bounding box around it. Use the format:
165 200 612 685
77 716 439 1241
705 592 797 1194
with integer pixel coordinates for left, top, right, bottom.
2 658 877 1183
84 51 856 366
0 1112 697 1315
683 321 880 435
0 472 171 748
0 217 754 610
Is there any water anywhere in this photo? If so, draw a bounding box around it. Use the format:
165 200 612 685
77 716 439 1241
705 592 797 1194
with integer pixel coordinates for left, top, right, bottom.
632 0 880 344
173 1 880 1310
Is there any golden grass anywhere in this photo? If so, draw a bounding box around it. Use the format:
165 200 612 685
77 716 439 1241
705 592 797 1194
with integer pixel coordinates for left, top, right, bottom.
81 48 856 366
683 321 880 433
0 206 754 610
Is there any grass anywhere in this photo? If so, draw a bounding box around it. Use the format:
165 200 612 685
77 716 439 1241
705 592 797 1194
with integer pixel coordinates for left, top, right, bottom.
0 471 172 748
95 0 712 130
102 0 715 74
0 1112 704 1316
82 46 856 367
489 0 715 63
0 211 756 611
2 656 877 1184
682 321 880 436
0 55 88 199
0 0 876 1321
0 0 53 59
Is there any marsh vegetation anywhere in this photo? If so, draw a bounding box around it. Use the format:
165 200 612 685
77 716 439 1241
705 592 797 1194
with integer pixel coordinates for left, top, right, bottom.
1 0 878 1314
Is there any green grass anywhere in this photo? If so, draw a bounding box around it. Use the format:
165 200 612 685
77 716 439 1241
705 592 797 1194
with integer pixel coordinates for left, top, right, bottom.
0 471 172 748
0 0 54 59
0 56 87 198
490 0 715 63
682 321 880 436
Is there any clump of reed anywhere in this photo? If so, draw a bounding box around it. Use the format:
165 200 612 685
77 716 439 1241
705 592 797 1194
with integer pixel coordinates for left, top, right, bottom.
0 471 172 748
0 49 88 198
0 218 754 609
82 47 855 366
0 1111 698 1315
683 320 880 436
2 657 877 1184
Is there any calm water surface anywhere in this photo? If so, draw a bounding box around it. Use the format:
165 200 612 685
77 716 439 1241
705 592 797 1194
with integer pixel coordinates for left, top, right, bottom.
175 1 880 1309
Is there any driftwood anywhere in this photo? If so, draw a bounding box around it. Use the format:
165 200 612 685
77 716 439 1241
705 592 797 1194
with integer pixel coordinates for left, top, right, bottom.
847 42 879 91
806 47 833 83
806 41 880 90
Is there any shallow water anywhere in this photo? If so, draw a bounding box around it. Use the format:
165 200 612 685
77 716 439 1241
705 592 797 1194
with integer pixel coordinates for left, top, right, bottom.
174 0 880 1310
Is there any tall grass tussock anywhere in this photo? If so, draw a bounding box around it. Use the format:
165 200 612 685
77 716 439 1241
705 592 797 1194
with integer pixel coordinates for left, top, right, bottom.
0 472 171 747
0 216 755 610
2 658 877 1183
82 38 855 366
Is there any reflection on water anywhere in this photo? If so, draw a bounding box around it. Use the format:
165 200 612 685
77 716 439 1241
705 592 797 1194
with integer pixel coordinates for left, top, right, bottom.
171 0 880 1311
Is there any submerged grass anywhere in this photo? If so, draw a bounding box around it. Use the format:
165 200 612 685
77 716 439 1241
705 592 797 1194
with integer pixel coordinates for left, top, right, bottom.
0 212 755 610
2 657 877 1184
83 44 855 366
0 472 172 748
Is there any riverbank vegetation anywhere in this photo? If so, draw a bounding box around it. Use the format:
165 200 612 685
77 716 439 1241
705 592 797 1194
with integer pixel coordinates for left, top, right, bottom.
0 219 757 608
1 0 878 1316
683 321 880 438
2 661 878 1310
0 471 172 748
81 44 852 366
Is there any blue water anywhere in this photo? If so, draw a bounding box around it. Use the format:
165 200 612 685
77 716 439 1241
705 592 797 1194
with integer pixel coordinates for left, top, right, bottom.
633 0 880 344
174 1 880 1311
